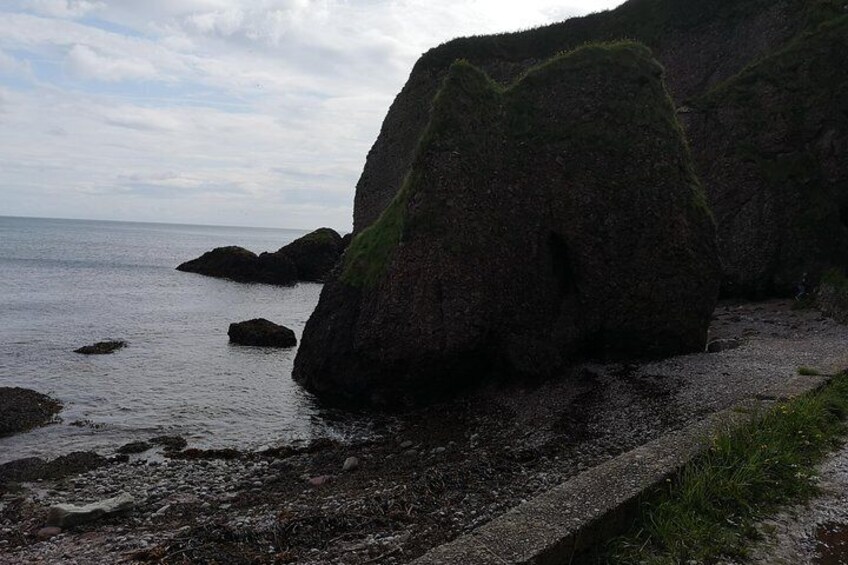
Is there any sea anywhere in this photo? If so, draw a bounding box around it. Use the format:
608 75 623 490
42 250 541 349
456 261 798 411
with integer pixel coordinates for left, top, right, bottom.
0 216 364 465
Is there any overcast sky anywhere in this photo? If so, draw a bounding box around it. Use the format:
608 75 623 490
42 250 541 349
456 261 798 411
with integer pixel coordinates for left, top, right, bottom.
0 0 624 230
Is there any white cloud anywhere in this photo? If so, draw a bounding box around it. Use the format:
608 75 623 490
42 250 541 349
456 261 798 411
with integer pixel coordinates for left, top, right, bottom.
25 0 104 19
66 44 159 82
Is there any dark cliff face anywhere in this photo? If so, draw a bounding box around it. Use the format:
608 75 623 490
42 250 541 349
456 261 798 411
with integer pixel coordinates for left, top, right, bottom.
685 15 848 297
353 0 808 234
294 44 721 407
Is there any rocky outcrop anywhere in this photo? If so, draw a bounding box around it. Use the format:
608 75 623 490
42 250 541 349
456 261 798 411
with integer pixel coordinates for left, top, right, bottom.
176 228 345 285
0 452 109 487
74 340 126 355
229 318 297 348
294 43 721 406
0 387 61 437
352 0 811 233
351 0 846 297
684 15 848 296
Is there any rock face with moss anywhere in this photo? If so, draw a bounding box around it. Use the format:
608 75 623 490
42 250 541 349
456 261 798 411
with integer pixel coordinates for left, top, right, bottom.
352 0 847 296
177 228 345 285
684 15 848 296
293 43 721 406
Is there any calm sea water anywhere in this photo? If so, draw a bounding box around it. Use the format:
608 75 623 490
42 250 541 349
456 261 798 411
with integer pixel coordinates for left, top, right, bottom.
0 216 360 464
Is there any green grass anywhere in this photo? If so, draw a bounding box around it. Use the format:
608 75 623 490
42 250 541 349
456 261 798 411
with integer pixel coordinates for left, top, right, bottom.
595 373 848 564
798 366 823 376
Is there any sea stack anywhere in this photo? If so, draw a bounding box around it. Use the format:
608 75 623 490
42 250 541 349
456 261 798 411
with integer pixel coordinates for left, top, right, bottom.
293 43 721 406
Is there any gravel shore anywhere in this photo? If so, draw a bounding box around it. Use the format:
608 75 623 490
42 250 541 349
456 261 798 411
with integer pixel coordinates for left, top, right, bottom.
2 300 847 564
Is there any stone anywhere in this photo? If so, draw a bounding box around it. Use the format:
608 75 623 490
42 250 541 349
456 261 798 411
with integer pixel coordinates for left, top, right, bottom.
36 526 62 541
400 441 414 450
307 475 332 487
706 338 745 353
46 493 135 529
228 319 297 348
342 457 360 472
294 43 720 406
0 387 61 437
74 340 126 355
149 435 188 452
176 228 345 285
117 441 152 455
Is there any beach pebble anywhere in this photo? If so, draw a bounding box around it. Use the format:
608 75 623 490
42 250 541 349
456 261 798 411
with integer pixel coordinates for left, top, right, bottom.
36 526 62 541
307 475 332 487
342 457 360 472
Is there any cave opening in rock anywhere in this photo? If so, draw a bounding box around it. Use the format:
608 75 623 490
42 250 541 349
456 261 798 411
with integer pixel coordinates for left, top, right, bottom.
840 203 848 229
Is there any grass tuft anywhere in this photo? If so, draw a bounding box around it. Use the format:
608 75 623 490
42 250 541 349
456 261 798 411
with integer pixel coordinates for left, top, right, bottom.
596 373 848 564
798 366 823 376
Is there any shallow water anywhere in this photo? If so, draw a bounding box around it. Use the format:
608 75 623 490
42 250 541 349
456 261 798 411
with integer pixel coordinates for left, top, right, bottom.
0 216 360 464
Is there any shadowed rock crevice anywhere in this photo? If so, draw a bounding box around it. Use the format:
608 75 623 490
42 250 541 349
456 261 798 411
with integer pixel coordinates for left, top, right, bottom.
294 43 721 407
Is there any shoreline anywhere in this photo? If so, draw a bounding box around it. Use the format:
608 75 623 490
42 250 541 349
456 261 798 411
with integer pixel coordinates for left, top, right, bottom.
2 300 847 563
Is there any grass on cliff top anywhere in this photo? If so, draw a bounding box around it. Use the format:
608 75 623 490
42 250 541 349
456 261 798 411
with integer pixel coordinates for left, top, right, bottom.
594 372 848 564
341 42 696 288
415 0 834 75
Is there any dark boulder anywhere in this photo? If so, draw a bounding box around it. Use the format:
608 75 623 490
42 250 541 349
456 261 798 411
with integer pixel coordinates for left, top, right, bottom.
229 318 297 348
0 387 61 437
177 246 297 285
176 228 344 285
0 451 109 488
74 340 126 355
294 44 721 406
277 228 344 282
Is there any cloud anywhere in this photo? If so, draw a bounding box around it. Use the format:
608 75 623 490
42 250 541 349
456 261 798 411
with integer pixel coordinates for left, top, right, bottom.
24 0 104 19
66 44 159 82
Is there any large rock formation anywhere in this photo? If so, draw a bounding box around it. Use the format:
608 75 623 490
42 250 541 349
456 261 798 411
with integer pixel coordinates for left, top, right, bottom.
351 0 846 296
177 228 345 285
684 15 848 296
293 43 721 406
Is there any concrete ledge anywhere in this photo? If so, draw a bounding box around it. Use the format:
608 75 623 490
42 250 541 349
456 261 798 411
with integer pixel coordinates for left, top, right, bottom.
412 374 837 565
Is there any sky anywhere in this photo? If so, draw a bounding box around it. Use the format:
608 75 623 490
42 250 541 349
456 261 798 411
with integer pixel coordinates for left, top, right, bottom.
0 0 625 231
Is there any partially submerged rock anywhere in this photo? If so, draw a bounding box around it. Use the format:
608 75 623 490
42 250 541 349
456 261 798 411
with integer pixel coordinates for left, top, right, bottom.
149 435 188 452
0 387 61 437
0 451 109 488
229 318 297 348
117 441 152 455
46 492 134 529
294 43 721 406
176 228 345 285
74 340 126 355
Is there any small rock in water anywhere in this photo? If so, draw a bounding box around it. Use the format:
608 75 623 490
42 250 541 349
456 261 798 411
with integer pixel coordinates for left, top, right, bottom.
117 441 152 455
74 340 127 355
342 457 360 472
149 435 188 452
46 492 135 528
36 527 62 541
228 319 297 348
